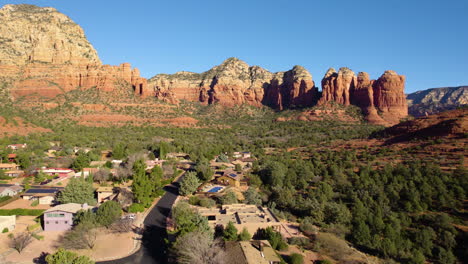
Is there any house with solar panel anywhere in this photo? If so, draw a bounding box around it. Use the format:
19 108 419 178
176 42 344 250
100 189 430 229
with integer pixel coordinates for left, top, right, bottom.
216 170 248 188
21 187 60 205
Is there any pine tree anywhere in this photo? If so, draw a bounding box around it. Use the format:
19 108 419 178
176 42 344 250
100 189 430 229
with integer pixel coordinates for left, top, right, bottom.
223 221 238 241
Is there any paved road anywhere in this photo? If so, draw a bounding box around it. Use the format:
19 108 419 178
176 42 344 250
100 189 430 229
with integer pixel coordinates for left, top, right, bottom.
97 184 179 264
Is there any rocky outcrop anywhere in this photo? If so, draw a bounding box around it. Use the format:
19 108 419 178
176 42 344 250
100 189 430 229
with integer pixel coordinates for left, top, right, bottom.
407 86 467 117
149 58 319 109
319 67 356 106
0 4 146 98
373 70 408 124
382 108 467 144
320 68 408 125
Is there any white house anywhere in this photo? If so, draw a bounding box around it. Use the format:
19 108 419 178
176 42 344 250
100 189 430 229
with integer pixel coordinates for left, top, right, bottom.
0 185 23 197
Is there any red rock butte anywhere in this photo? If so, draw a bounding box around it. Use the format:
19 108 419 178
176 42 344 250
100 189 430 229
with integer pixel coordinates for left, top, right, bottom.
0 4 408 126
0 4 147 99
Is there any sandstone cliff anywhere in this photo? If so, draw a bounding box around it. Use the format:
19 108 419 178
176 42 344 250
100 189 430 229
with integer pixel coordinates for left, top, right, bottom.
0 4 146 98
407 86 467 117
149 58 319 110
320 68 408 125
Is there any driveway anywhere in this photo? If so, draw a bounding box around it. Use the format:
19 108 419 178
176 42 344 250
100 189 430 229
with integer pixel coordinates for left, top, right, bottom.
97 184 179 264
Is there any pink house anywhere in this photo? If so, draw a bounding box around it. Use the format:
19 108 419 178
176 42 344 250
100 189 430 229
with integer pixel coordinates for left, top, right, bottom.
43 203 90 231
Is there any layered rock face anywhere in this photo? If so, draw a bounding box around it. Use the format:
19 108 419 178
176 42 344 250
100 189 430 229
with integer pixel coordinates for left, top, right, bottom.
320 68 408 125
149 58 319 109
407 86 468 117
0 4 146 98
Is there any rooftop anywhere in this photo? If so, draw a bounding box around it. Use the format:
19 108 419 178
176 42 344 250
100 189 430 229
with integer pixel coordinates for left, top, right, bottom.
96 187 114 192
45 203 89 214
24 188 59 194
198 204 280 226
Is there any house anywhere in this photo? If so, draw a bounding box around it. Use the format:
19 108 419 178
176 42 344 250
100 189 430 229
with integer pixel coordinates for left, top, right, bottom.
197 204 281 235
21 188 60 205
100 150 112 160
0 163 20 171
36 168 75 178
4 170 24 177
75 167 99 178
166 152 190 160
233 151 252 159
0 216 16 232
145 158 165 170
0 185 23 197
7 153 17 162
43 203 91 231
225 240 281 264
216 170 247 188
7 144 27 150
96 187 114 203
109 187 133 209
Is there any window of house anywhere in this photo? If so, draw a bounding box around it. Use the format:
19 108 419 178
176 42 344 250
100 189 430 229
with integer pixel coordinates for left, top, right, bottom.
55 221 58 224
46 221 49 224
65 221 68 224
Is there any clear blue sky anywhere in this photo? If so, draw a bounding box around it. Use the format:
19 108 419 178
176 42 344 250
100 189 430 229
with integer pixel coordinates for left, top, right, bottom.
1 0 467 93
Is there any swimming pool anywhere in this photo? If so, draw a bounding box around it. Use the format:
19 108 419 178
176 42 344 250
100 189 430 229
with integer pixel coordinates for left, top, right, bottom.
207 186 223 193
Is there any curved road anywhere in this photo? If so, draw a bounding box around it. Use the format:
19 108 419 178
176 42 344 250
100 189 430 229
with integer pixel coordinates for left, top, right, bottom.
98 183 179 264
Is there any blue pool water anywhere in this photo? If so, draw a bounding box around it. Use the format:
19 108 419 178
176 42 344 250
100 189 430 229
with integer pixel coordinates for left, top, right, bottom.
207 186 223 193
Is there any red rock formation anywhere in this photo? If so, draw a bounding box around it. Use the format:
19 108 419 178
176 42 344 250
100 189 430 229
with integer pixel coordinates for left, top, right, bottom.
373 70 408 124
150 58 318 109
350 72 386 125
3 63 147 99
321 68 407 125
319 67 356 106
0 4 147 99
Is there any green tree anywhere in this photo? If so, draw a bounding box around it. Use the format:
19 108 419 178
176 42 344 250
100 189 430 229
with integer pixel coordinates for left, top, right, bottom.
45 248 94 264
71 151 91 172
195 160 213 182
223 221 238 241
58 178 96 205
179 171 200 196
220 191 238 205
289 253 304 264
243 187 262 206
96 201 121 228
172 202 211 236
73 209 96 225
132 173 154 207
112 144 126 160
149 166 164 196
238 227 251 241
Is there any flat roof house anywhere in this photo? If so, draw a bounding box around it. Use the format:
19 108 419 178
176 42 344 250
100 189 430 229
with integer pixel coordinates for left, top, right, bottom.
7 143 27 150
216 170 247 188
37 168 75 178
21 188 60 205
0 185 23 197
0 163 20 171
43 203 90 231
96 187 114 203
197 204 281 235
4 170 24 177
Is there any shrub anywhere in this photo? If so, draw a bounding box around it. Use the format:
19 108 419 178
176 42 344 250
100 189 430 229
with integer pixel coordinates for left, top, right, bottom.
289 253 304 264
30 200 39 207
31 233 44 240
128 203 145 213
199 197 216 208
2 228 8 233
0 209 45 216
188 196 200 205
27 223 41 232
288 237 310 247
